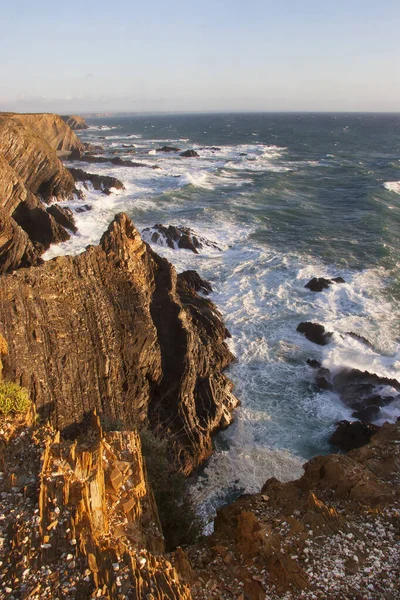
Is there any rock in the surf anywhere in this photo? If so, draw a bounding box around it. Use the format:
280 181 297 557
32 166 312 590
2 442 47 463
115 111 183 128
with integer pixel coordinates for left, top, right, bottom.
69 167 125 195
305 276 345 292
180 150 199 158
156 146 181 153
297 322 333 346
141 224 221 254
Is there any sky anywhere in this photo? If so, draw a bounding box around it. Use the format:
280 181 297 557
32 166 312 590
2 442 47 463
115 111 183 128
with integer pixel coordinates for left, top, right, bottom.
0 0 399 114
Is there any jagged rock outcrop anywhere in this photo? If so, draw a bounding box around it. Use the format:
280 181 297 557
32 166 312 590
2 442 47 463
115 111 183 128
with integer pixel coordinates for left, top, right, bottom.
188 421 400 599
0 409 192 599
0 213 238 474
312 365 400 427
69 167 125 194
61 114 89 130
141 224 221 254
178 270 213 295
0 113 77 273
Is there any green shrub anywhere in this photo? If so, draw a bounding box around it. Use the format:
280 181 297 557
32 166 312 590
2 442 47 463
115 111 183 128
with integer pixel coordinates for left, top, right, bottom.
140 429 203 550
0 380 30 415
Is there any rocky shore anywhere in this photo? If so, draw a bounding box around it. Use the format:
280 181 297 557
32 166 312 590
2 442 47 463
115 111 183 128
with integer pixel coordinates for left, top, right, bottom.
0 113 399 599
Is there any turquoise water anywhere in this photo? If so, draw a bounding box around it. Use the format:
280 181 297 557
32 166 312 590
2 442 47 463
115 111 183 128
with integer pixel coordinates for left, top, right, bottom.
45 112 400 517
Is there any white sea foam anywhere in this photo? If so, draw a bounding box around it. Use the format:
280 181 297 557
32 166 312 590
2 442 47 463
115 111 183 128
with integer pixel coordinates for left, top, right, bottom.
384 181 400 195
87 125 119 131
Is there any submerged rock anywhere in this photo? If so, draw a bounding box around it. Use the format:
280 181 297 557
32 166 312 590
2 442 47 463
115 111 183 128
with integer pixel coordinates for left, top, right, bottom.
157 146 181 152
75 204 92 213
306 358 322 369
70 153 152 168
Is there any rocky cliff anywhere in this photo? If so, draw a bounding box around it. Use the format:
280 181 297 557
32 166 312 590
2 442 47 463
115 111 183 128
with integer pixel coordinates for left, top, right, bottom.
0 113 78 273
4 112 83 153
0 213 238 474
61 114 89 130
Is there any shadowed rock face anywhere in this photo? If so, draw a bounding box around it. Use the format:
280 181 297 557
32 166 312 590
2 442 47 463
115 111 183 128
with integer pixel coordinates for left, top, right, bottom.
0 213 238 474
330 419 380 451
0 114 77 273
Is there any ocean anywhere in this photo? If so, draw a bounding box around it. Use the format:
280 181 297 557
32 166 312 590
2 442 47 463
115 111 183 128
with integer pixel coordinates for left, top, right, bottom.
44 112 400 522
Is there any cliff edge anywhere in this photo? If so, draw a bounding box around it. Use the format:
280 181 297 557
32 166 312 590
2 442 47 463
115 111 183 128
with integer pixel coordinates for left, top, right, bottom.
0 213 239 474
0 113 79 273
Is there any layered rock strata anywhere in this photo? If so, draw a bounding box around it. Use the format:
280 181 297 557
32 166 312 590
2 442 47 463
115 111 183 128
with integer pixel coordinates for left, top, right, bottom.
0 409 192 599
3 112 83 153
0 213 238 474
0 114 78 273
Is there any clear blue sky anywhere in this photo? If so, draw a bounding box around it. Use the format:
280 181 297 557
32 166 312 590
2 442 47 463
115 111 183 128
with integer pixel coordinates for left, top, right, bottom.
1 0 399 113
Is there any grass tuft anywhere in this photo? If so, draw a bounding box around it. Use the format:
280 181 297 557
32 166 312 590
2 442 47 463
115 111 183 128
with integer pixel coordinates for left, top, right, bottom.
0 381 30 415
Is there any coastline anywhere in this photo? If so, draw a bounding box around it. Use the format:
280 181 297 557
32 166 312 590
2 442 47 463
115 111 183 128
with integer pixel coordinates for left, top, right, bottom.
0 112 399 599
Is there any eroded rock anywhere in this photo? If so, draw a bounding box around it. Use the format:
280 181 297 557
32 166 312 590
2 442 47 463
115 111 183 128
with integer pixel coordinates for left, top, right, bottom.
69 167 125 194
142 223 221 254
0 213 238 474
